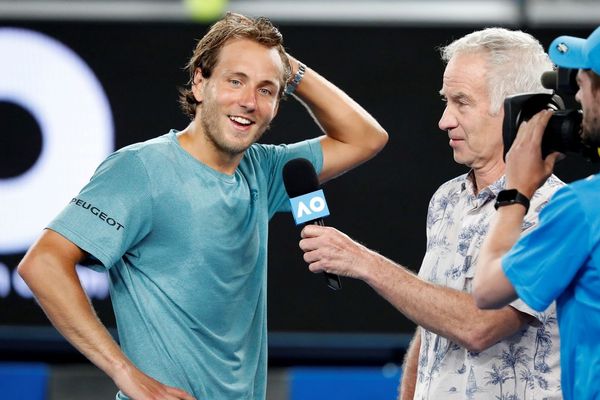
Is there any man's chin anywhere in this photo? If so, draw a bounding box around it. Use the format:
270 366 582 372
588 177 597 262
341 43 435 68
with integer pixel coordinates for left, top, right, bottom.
222 137 260 156
452 153 469 166
220 126 267 155
222 144 251 157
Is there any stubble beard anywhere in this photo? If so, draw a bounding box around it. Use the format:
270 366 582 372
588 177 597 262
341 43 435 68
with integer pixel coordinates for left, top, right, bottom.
581 112 600 148
199 99 271 157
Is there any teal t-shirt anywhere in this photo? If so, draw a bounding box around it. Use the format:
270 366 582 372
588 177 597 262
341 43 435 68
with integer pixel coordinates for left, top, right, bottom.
48 130 323 399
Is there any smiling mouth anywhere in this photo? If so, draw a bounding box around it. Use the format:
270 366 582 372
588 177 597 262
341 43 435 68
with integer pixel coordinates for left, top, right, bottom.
228 115 254 127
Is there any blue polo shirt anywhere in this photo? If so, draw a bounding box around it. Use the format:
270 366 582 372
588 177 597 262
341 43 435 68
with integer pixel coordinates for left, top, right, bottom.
503 174 600 400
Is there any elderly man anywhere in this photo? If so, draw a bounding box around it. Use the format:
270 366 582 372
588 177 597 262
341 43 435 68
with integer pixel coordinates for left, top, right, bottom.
299 28 563 399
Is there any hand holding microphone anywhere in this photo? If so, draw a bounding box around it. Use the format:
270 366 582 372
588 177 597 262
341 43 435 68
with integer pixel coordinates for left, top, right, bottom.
283 158 342 290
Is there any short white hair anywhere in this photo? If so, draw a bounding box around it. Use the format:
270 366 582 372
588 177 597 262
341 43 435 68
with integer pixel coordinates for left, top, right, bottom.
440 27 553 114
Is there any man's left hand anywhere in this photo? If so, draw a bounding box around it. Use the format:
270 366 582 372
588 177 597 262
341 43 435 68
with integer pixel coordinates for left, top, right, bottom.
505 109 563 197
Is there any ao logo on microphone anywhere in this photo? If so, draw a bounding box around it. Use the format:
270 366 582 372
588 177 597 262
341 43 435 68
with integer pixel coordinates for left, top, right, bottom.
289 189 330 225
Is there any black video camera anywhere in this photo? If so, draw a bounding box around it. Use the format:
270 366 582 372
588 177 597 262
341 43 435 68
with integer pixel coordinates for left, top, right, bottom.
502 68 598 162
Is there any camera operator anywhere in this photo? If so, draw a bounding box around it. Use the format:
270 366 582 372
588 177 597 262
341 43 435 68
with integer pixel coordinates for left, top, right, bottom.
474 26 600 400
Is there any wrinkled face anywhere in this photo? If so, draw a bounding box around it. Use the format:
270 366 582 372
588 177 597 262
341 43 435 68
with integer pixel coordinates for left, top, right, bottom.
438 52 505 170
576 70 600 147
192 38 283 157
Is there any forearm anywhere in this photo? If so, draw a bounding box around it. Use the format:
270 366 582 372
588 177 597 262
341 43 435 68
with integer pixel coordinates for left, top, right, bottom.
289 57 387 180
472 110 558 308
398 330 420 400
301 226 530 351
19 232 194 399
295 66 385 144
473 206 525 308
480 206 526 266
364 253 530 352
18 247 132 379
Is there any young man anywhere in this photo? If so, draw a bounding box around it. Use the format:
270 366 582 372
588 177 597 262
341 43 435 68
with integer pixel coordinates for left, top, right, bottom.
298 28 564 399
17 13 387 400
474 26 600 400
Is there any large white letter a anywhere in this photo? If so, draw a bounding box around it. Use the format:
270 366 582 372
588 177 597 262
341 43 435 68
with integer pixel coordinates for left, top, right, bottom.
296 201 311 219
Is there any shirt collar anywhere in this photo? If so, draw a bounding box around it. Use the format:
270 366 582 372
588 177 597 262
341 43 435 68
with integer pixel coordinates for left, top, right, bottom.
461 170 506 208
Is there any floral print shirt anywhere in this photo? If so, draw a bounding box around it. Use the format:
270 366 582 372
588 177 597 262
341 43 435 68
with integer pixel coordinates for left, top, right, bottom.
414 172 564 400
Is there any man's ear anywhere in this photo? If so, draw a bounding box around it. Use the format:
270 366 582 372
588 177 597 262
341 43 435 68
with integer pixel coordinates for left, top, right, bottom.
191 68 204 103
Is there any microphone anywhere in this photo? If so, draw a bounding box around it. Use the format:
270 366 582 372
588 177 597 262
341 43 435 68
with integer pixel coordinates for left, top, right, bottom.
540 70 557 91
541 68 578 95
282 158 342 291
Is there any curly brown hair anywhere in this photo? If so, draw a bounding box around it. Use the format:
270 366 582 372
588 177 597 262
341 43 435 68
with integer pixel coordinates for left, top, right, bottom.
179 12 291 120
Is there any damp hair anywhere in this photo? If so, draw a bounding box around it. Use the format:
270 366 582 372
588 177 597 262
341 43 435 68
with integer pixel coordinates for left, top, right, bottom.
179 12 291 120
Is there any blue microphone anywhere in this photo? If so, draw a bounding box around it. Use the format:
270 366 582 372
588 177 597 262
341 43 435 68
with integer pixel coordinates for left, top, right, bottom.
282 158 342 291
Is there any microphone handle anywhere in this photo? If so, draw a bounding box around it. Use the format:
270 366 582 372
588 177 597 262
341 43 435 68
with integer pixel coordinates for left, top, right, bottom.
311 218 342 291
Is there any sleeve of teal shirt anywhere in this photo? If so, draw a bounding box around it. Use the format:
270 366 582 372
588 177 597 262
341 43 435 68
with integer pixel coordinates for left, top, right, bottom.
502 185 591 311
47 149 153 270
255 138 323 217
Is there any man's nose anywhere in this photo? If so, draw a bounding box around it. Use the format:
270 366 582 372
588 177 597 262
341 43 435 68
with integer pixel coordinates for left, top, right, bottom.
239 87 257 111
438 106 457 132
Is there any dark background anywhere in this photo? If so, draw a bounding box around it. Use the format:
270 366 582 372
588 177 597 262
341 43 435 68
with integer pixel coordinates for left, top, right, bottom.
0 20 597 361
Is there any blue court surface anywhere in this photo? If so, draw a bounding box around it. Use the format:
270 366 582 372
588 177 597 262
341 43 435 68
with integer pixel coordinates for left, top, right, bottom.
0 363 48 400
290 366 402 400
0 363 402 399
